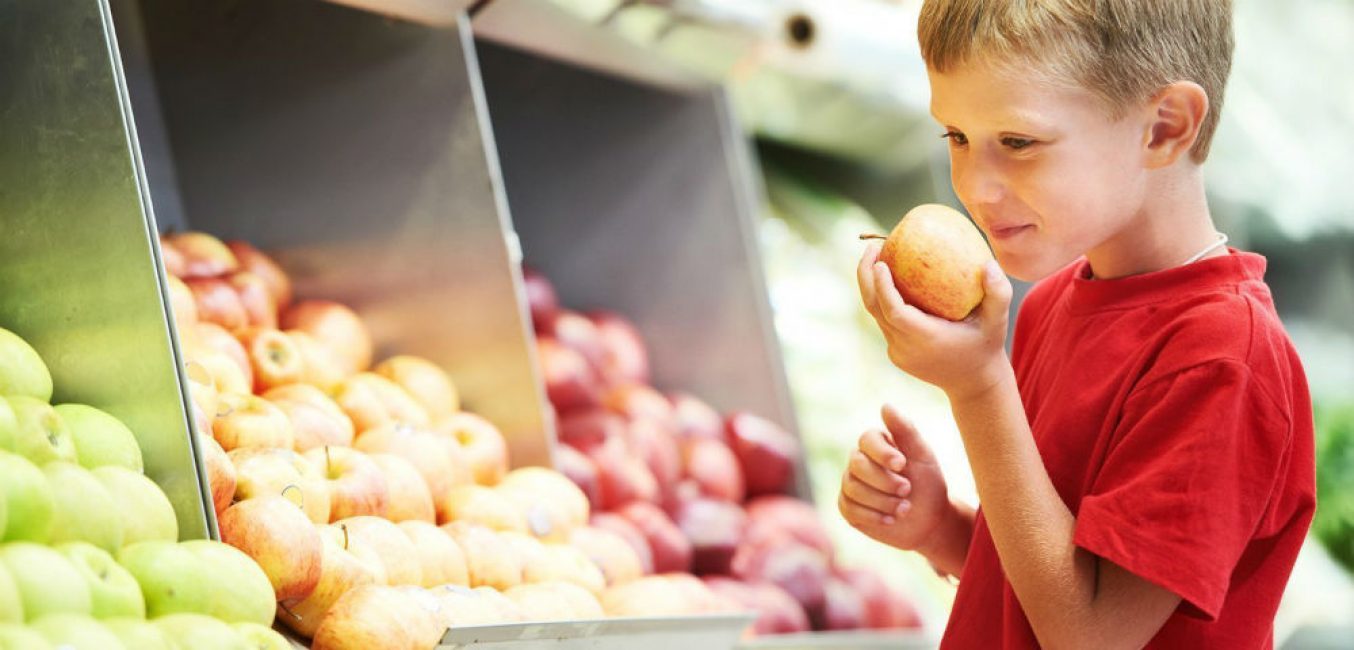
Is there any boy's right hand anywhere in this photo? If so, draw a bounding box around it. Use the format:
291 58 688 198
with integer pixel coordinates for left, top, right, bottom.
839 404 951 553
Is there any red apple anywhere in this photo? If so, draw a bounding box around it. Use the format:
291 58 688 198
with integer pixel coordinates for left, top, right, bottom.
212 392 296 451
555 408 626 451
521 266 559 329
625 417 682 499
237 328 304 392
432 412 508 486
263 383 355 452
280 300 373 375
368 453 436 524
835 566 923 630
536 337 601 412
680 437 745 503
731 537 829 614
199 432 236 519
302 446 388 521
587 311 650 386
187 277 248 333
228 270 278 330
333 516 423 587
813 574 867 631
602 383 674 426
373 355 459 421
226 240 293 310
539 310 606 372
703 577 810 635
669 392 723 440
569 525 644 587
589 512 654 576
228 446 331 524
587 436 658 509
276 522 382 639
725 412 801 497
163 231 238 279
218 494 323 604
615 501 692 575
673 497 747 576
334 373 431 434
744 495 833 559
554 444 601 511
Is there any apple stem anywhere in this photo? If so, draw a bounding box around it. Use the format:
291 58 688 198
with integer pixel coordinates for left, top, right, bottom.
281 483 304 511
278 602 299 621
340 523 350 550
325 445 332 477
859 233 887 241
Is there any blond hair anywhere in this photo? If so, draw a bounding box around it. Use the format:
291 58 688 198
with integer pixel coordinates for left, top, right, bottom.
918 0 1233 162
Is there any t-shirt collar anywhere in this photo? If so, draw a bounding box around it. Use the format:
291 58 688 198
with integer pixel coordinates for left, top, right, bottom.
1065 248 1267 314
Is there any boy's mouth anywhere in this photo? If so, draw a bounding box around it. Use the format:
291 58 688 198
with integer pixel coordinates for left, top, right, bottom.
989 224 1034 240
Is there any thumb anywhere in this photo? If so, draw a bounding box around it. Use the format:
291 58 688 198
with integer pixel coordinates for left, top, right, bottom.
978 260 1013 324
881 403 936 464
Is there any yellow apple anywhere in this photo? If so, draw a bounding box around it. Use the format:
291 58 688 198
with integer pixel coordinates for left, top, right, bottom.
876 203 995 321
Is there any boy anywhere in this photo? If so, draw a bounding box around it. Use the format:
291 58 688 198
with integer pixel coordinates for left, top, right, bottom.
839 1 1315 648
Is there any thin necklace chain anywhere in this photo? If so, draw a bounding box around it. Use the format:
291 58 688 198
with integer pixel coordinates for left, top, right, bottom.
1181 232 1230 266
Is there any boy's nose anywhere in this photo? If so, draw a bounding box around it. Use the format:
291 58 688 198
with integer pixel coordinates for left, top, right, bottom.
952 160 1006 208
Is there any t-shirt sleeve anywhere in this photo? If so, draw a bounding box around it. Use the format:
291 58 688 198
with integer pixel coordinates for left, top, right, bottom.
1073 359 1291 620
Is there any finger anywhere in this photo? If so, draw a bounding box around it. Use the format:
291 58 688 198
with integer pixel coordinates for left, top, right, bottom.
848 448 910 495
858 430 907 474
857 243 884 319
839 491 896 527
976 260 1013 328
872 263 933 334
881 403 938 464
842 473 912 515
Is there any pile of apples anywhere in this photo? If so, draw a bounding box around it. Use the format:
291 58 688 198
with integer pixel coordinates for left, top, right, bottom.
0 325 290 649
526 268 923 635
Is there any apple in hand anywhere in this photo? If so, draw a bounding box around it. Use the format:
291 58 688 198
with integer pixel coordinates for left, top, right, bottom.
229 447 331 525
54 404 143 472
217 494 323 604
0 328 53 402
236 328 303 392
198 432 236 519
432 412 508 486
726 412 801 497
398 520 469 587
182 540 276 625
0 450 55 542
368 453 436 523
0 542 92 618
615 501 692 575
153 613 247 650
186 277 248 333
354 422 458 503
58 542 145 619
162 231 238 279
374 355 460 421
44 462 123 553
281 300 373 376
277 524 383 639
7 396 77 465
92 466 178 545
680 437 744 503
333 516 423 587
212 392 295 451
587 311 650 386
226 240 292 310
303 446 388 521
262 383 354 452
228 271 278 330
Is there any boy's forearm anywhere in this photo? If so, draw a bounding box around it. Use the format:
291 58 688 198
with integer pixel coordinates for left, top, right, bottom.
945 361 1099 647
916 499 975 577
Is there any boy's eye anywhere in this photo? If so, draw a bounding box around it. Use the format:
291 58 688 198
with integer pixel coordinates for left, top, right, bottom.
940 131 968 146
1002 137 1034 150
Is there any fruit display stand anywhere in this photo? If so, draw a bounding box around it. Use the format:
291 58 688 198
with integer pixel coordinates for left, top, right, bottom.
438 613 753 649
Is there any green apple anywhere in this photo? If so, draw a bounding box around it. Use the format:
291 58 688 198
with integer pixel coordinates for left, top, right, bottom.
102 617 174 650
57 542 145 619
43 461 123 552
116 541 208 618
0 450 55 542
182 539 275 626
0 542 92 619
29 613 127 650
0 490 6 541
0 622 52 649
0 562 21 623
53 404 143 472
6 397 76 465
92 466 177 544
0 397 14 455
0 327 53 402
232 622 291 650
152 613 248 650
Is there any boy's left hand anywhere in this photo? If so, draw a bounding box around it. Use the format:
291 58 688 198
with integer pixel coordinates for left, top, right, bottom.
858 242 1013 400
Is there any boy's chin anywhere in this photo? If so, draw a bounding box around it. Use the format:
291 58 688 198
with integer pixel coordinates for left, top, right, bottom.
995 252 1068 284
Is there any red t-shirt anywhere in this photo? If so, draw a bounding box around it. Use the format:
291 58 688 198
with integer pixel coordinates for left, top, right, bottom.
940 251 1315 648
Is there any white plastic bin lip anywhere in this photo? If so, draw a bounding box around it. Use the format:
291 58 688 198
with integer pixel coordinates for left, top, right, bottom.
439 613 755 649
737 629 940 650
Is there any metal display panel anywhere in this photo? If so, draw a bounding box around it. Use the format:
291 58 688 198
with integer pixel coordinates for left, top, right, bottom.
738 630 937 650
475 40 808 498
439 614 754 649
0 0 212 541
117 0 556 472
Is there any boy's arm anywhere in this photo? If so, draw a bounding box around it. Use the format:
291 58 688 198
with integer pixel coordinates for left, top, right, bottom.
916 498 976 577
948 364 1180 649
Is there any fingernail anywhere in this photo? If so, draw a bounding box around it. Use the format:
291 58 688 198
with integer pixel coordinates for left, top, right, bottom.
896 483 911 497
896 500 912 514
891 459 905 472
882 515 896 525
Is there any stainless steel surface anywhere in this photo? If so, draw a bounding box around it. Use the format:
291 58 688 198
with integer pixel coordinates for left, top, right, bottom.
439 614 755 649
127 0 555 469
738 630 938 650
0 0 211 540
477 41 803 485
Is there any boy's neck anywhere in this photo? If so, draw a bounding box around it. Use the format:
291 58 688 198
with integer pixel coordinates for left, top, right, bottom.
1085 164 1223 280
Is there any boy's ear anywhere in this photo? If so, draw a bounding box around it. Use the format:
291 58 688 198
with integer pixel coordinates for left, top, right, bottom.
1143 81 1209 168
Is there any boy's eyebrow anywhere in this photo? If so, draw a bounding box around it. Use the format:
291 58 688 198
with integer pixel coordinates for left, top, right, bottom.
928 106 1057 134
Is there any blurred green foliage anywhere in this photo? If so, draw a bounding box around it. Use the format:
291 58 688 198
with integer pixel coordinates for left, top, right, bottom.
1314 401 1354 575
